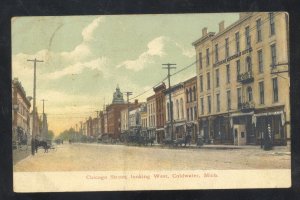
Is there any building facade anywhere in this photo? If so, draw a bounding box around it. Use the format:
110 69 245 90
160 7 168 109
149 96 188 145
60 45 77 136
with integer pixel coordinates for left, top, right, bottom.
146 94 156 141
153 83 166 143
184 76 198 143
164 83 186 140
12 78 31 147
193 12 289 145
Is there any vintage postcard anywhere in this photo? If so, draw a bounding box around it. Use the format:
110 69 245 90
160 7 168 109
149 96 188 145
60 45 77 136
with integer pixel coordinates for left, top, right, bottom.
12 12 290 192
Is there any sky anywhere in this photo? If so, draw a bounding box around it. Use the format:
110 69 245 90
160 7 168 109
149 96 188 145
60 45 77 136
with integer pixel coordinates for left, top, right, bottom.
12 13 239 135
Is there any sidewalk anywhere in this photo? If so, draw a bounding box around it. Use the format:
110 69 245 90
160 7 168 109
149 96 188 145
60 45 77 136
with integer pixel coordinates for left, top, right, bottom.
13 145 32 164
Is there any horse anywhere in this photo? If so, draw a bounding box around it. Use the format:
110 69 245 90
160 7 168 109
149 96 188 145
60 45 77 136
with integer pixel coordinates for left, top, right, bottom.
34 139 50 153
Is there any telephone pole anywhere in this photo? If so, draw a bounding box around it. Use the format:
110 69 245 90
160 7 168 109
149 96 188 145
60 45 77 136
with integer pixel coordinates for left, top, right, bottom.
41 99 47 114
162 63 176 141
125 92 133 133
27 58 43 155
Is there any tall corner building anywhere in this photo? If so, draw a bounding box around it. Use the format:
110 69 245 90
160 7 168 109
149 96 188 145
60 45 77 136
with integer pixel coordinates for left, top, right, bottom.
193 12 290 146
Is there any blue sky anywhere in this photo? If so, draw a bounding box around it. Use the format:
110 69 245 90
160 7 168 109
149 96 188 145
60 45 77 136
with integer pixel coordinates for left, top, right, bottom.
12 13 239 134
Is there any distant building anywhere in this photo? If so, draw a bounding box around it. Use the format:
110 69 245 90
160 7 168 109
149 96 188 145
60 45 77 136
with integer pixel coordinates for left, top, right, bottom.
146 94 156 141
153 83 166 143
164 83 186 140
12 78 31 146
106 85 128 139
184 76 198 143
193 12 290 145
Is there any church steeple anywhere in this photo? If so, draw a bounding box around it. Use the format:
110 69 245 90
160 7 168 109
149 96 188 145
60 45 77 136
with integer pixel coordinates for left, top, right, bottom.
112 84 125 104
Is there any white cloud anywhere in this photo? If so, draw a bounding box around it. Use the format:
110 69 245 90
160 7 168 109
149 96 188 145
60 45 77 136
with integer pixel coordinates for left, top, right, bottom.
82 17 105 42
116 36 168 71
43 57 109 80
175 42 195 58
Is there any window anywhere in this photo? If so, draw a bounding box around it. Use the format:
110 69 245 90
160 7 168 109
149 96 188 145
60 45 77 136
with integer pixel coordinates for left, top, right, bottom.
207 96 211 113
186 89 189 102
237 88 242 108
258 49 263 73
200 75 203 92
216 69 220 87
206 48 210 66
215 44 219 62
194 106 197 120
207 72 211 90
193 86 196 101
245 26 251 49
190 108 193 120
246 56 252 72
176 99 179 119
227 90 231 110
256 18 262 42
269 12 275 36
225 38 229 57
247 86 253 102
259 81 264 104
180 98 184 119
199 52 203 69
272 77 278 102
236 60 240 79
187 109 189 121
235 32 240 53
200 98 204 115
226 64 230 83
216 93 220 112
271 43 277 68
189 88 192 102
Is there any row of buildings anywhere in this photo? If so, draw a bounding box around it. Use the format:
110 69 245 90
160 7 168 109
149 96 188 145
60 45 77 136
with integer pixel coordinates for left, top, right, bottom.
77 12 290 146
12 78 49 148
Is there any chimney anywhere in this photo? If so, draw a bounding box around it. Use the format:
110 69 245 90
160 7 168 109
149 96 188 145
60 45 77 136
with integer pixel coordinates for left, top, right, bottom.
219 21 225 32
202 27 207 36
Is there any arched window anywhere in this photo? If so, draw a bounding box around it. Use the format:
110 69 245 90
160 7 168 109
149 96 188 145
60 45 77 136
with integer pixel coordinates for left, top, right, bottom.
186 89 189 103
189 88 192 102
193 86 196 101
176 99 179 119
180 98 184 119
246 56 252 72
247 86 253 102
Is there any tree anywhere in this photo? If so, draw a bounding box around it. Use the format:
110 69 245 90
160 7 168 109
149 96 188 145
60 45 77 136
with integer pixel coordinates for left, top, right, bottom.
47 130 55 140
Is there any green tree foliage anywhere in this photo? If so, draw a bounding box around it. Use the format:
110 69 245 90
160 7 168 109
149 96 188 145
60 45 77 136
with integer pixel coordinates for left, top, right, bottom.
47 130 55 140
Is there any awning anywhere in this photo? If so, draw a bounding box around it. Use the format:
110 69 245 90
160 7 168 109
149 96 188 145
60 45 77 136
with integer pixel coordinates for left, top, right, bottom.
174 122 185 127
156 128 165 131
252 111 285 127
230 111 254 117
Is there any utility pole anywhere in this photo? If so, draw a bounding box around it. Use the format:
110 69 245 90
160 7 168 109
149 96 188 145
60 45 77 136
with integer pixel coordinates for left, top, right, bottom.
41 99 47 115
27 58 43 155
125 92 133 133
162 63 176 141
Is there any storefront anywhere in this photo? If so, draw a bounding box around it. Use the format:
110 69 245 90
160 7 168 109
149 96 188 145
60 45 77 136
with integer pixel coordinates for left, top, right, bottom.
230 112 255 145
186 121 198 143
253 110 286 146
156 128 165 144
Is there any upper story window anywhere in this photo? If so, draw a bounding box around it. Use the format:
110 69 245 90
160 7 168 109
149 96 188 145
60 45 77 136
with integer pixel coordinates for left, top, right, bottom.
189 88 193 102
226 64 230 83
272 77 279 102
236 60 240 78
216 93 220 112
247 86 253 102
246 56 252 72
200 98 204 115
225 38 229 58
207 96 211 113
215 44 219 62
185 89 189 103
207 72 211 90
271 43 277 68
180 98 184 119
245 26 251 49
227 90 231 111
256 18 262 42
259 81 265 104
199 52 203 69
199 75 203 92
235 32 240 53
216 69 220 87
206 48 210 66
269 12 275 36
237 87 242 108
258 49 264 73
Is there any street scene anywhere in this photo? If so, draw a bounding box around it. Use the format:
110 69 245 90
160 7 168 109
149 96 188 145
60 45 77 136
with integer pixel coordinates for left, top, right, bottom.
12 12 290 191
14 143 290 172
